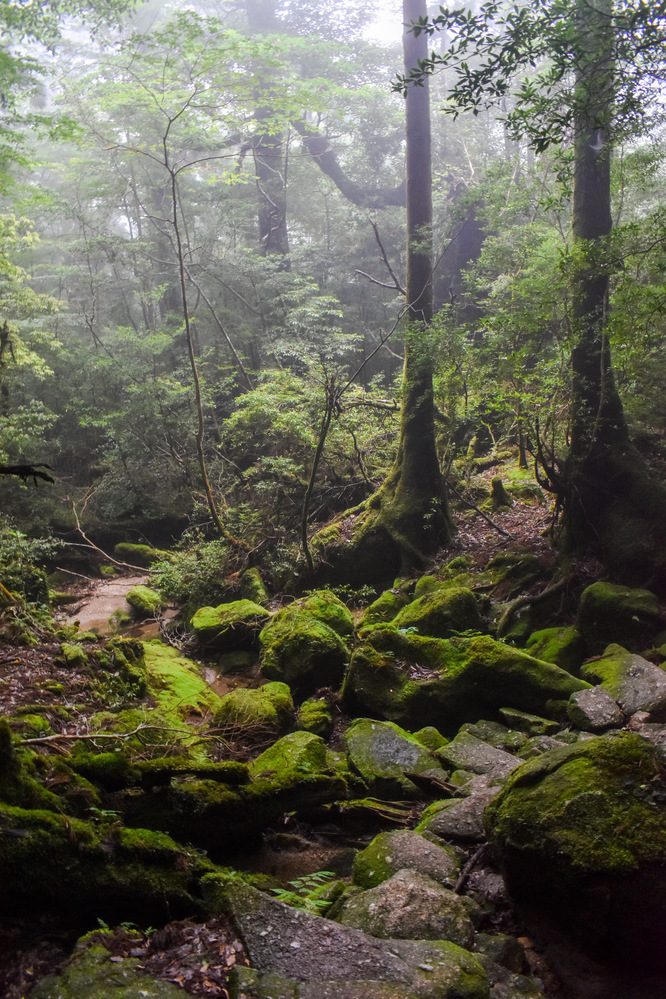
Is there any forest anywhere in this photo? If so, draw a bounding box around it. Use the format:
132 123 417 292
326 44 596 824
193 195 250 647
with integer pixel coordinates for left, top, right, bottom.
2 0 666 997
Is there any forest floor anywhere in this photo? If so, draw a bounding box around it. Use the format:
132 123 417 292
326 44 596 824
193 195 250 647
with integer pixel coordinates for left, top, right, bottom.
0 475 572 999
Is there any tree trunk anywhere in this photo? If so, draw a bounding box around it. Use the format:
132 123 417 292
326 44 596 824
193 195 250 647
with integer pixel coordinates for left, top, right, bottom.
560 0 666 585
305 0 454 587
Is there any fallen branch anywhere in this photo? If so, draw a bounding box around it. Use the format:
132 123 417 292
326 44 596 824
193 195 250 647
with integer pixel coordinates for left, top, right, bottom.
18 723 198 746
496 574 572 638
454 844 487 894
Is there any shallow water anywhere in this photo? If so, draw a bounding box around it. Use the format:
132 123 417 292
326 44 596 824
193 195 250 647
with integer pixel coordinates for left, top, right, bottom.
64 574 152 635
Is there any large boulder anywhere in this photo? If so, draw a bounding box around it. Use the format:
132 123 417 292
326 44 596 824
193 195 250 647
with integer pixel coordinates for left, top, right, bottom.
31 941 184 999
214 682 294 738
390 587 483 639
337 869 475 948
485 731 666 969
345 719 444 798
352 829 462 890
259 604 350 699
580 644 666 718
576 582 661 656
211 878 488 999
190 599 270 650
342 629 589 733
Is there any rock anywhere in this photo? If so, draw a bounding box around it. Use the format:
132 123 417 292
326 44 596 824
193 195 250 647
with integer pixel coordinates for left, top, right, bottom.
485 731 666 969
141 641 223 720
191 599 270 650
518 736 567 760
460 721 527 754
113 542 168 567
525 626 586 676
284 590 355 639
296 697 334 738
359 589 409 628
260 608 349 700
478 959 547 999
126 584 164 617
239 567 270 606
337 869 475 948
576 582 661 656
413 726 449 751
474 934 527 974
58 641 88 667
418 790 502 843
214 682 294 738
215 879 488 999
31 941 184 999
580 644 666 717
497 709 560 737
342 630 589 733
248 730 330 779
345 719 443 798
436 733 520 779
352 829 462 889
392 587 483 639
567 686 624 731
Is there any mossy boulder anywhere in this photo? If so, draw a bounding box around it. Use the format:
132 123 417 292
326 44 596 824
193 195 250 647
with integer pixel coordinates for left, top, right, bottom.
485 731 666 968
126 584 164 617
113 543 168 567
190 599 270 650
525 626 586 676
358 588 409 628
239 566 270 606
296 697 334 738
337 869 475 948
0 803 212 923
352 829 462 890
288 590 355 638
248 730 329 779
259 609 349 700
57 641 89 668
391 587 483 639
576 581 662 656
580 643 666 717
141 641 224 721
344 718 443 799
214 682 294 738
342 629 589 733
31 941 184 999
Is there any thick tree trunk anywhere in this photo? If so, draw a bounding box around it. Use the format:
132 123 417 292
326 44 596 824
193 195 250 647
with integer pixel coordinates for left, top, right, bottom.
305 0 454 587
560 0 666 585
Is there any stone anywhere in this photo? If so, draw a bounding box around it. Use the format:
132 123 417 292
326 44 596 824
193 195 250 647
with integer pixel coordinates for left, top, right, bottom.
216 879 488 999
525 626 586 676
342 630 589 733
296 698 334 738
337 869 475 948
31 942 184 999
580 644 666 717
214 682 294 738
576 582 661 656
126 584 164 617
485 731 666 969
567 686 624 731
497 709 560 737
437 733 520 779
345 719 443 798
352 830 462 890
191 599 270 650
260 610 349 700
392 587 483 639
418 789 502 843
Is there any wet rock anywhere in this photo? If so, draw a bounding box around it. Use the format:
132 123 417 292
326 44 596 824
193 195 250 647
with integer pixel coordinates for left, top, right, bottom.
437 733 520 779
485 731 666 969
567 686 624 731
460 721 527 754
216 879 488 998
580 644 666 717
345 719 443 798
352 829 462 889
417 789 502 843
576 582 661 656
337 869 475 947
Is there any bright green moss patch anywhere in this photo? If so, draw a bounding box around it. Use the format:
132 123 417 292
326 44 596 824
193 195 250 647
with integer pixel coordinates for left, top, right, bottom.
525 626 586 676
113 543 168 567
259 611 349 699
576 581 661 656
190 599 270 650
214 681 294 737
358 588 409 628
142 641 224 719
126 584 164 617
392 586 483 639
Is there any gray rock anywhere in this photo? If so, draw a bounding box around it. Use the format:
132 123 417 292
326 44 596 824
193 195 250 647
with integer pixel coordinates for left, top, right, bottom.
567 686 624 731
220 880 488 999
337 869 475 948
352 829 462 889
437 733 520 779
518 735 567 759
581 645 666 717
31 943 184 999
417 789 501 842
345 719 443 798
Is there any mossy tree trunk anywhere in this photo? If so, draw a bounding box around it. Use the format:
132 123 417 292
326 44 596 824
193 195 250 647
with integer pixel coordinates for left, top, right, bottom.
560 0 666 584
306 0 454 586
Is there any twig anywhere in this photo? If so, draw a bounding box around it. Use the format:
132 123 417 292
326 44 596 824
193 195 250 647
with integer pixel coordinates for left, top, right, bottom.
71 502 150 572
448 484 513 538
454 844 487 894
18 724 199 746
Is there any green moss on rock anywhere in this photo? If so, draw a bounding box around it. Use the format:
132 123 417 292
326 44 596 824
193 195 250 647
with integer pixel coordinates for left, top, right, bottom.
214 682 294 737
576 581 661 656
31 940 185 999
259 610 349 699
358 589 409 629
344 718 443 798
296 697 334 738
525 627 586 676
113 543 168 567
392 586 483 639
190 599 270 650
126 584 164 617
